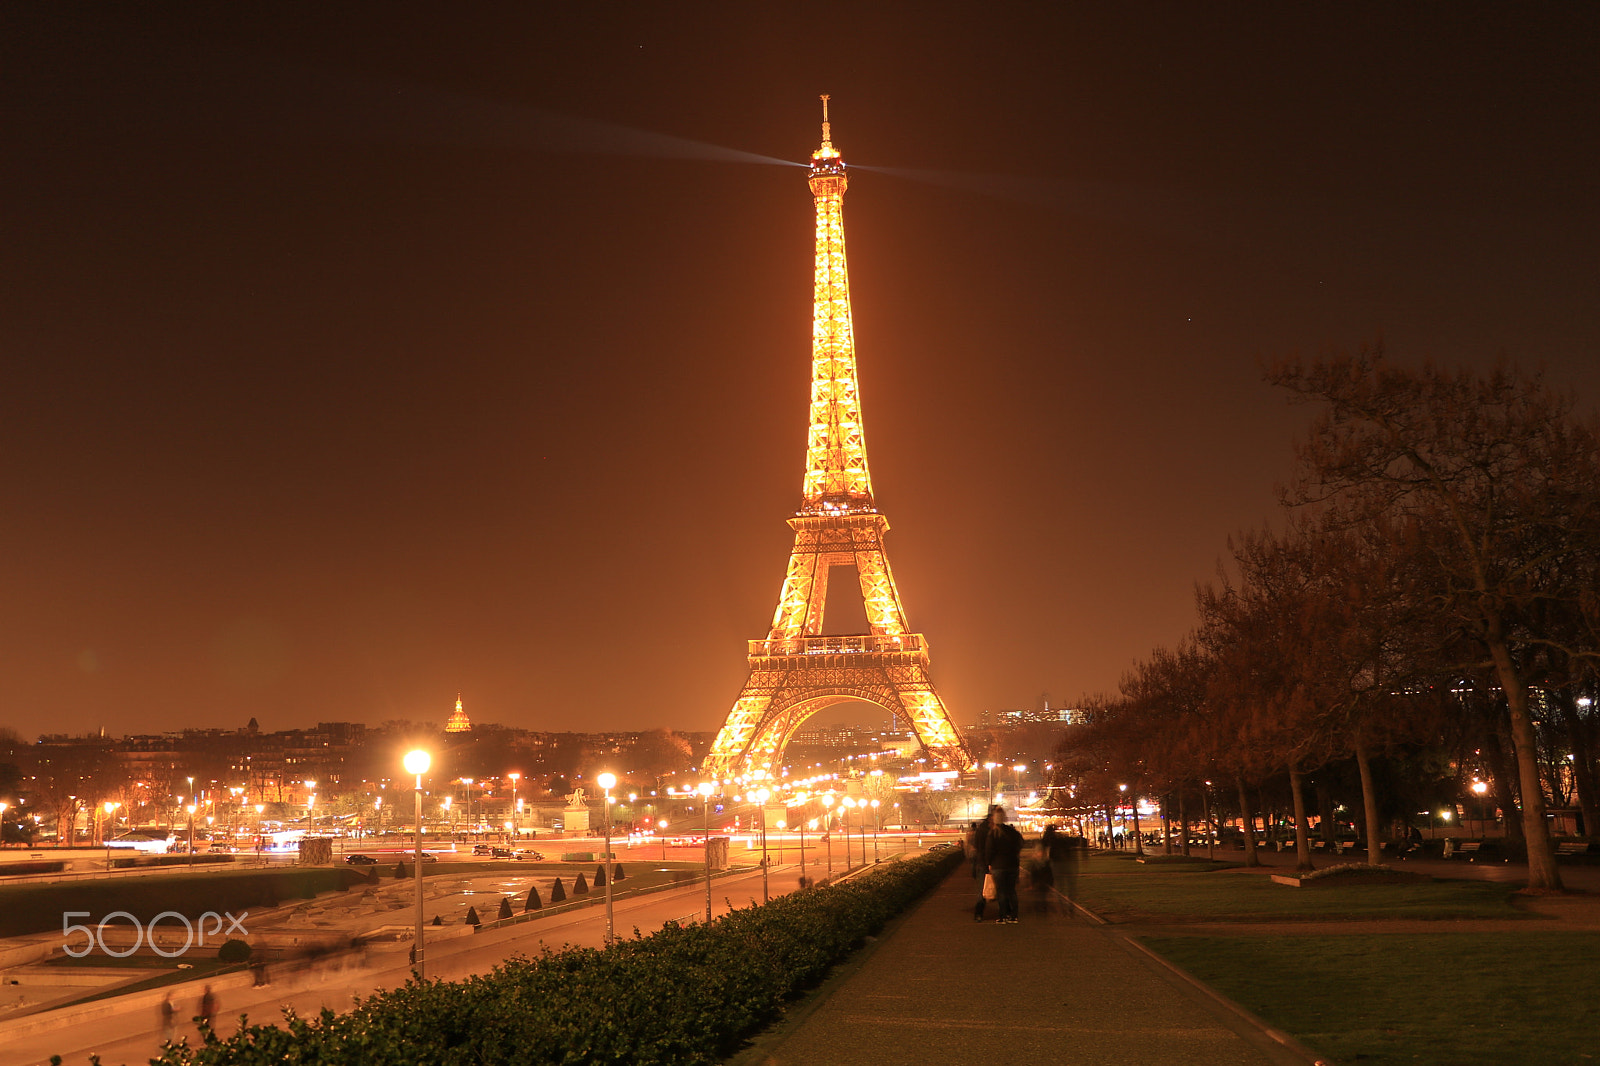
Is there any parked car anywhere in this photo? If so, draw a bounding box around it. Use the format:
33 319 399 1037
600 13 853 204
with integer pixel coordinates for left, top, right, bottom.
345 854 378 866
513 849 544 861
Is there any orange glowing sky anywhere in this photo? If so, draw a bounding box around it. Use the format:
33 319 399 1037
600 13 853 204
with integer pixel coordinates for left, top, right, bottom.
3 7 1598 737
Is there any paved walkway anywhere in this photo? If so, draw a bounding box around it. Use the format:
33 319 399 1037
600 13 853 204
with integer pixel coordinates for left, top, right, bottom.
733 864 1321 1066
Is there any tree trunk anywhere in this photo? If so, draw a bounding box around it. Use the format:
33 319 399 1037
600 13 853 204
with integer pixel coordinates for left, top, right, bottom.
1179 790 1191 857
1237 777 1258 867
1202 785 1215 860
1484 725 1524 845
1160 794 1173 855
1290 768 1314 872
1131 791 1144 856
1317 779 1337 849
1354 738 1383 867
1487 628 1564 890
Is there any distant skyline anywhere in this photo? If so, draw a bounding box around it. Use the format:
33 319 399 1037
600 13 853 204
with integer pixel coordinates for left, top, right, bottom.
4 8 1597 738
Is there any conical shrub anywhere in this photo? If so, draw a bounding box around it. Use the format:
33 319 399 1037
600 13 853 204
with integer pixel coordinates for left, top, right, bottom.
465 905 480 926
611 863 625 883
550 877 566 903
431 915 442 926
524 885 542 911
594 864 607 887
498 896 513 920
573 872 590 895
393 862 406 880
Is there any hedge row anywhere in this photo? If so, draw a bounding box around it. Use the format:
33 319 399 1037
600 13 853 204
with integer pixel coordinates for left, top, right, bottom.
146 850 961 1066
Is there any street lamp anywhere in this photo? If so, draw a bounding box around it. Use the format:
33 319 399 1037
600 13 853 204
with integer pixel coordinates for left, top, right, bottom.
658 818 668 861
984 762 997 797
254 804 264 856
403 749 431 979
842 797 857 869
753 788 771 902
698 781 714 923
185 804 197 867
1471 780 1489 838
508 773 520 840
822 795 835 875
461 778 474 846
870 798 881 862
597 772 616 946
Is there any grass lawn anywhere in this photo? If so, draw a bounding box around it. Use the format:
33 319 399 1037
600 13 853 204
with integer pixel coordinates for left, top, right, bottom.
1071 854 1523 922
1145 932 1600 1065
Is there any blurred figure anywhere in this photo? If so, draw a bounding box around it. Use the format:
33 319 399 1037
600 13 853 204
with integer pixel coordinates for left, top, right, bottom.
158 993 175 1043
966 814 994 921
197 984 215 1032
982 806 1023 924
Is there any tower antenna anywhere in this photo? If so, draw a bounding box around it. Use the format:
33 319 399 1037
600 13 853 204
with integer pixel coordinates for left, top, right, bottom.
819 93 832 150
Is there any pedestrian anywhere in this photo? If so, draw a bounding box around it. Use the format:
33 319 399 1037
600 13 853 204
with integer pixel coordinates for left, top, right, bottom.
158 993 175 1043
966 815 994 921
197 985 215 1032
982 806 1024 924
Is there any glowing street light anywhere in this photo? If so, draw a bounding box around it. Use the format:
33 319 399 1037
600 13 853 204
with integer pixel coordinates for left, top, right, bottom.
597 771 617 946
752 787 771 902
507 773 520 840
698 781 715 923
403 749 431 978
460 778 474 844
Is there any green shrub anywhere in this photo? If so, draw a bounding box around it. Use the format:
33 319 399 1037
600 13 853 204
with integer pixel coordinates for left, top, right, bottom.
393 863 405 880
464 906 480 927
216 938 252 963
497 896 513 920
524 886 541 911
594 864 607 887
549 877 566 903
612 863 625 882
139 850 961 1066
573 872 589 895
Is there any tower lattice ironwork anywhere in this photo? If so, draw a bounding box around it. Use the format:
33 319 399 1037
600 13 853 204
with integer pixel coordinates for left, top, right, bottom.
704 99 974 779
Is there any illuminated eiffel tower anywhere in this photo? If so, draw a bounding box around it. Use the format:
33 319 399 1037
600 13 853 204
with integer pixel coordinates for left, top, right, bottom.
704 99 974 779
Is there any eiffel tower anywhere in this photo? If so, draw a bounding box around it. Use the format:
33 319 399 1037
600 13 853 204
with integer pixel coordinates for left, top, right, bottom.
704 99 974 779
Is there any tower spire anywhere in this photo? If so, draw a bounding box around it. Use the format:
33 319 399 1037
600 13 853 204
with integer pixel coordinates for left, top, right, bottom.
803 95 871 514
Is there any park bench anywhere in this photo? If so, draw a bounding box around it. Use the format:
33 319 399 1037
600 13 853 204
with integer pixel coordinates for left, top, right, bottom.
1442 839 1481 859
1556 841 1595 860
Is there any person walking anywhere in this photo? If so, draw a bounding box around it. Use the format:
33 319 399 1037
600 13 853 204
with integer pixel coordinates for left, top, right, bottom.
158 994 175 1044
983 806 1024 924
966 814 994 921
197 985 215 1033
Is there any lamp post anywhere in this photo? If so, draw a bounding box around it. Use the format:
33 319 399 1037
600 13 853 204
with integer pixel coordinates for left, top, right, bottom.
658 819 668 861
1471 780 1489 839
842 797 856 869
508 773 520 841
753 788 770 902
597 772 616 946
870 798 880 862
461 778 474 846
698 781 714 923
186 804 197 867
403 749 431 979
822 795 835 875
984 762 997 798
254 804 264 857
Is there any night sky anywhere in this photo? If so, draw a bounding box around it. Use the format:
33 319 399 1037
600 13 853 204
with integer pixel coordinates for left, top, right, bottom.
4 7 1597 738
